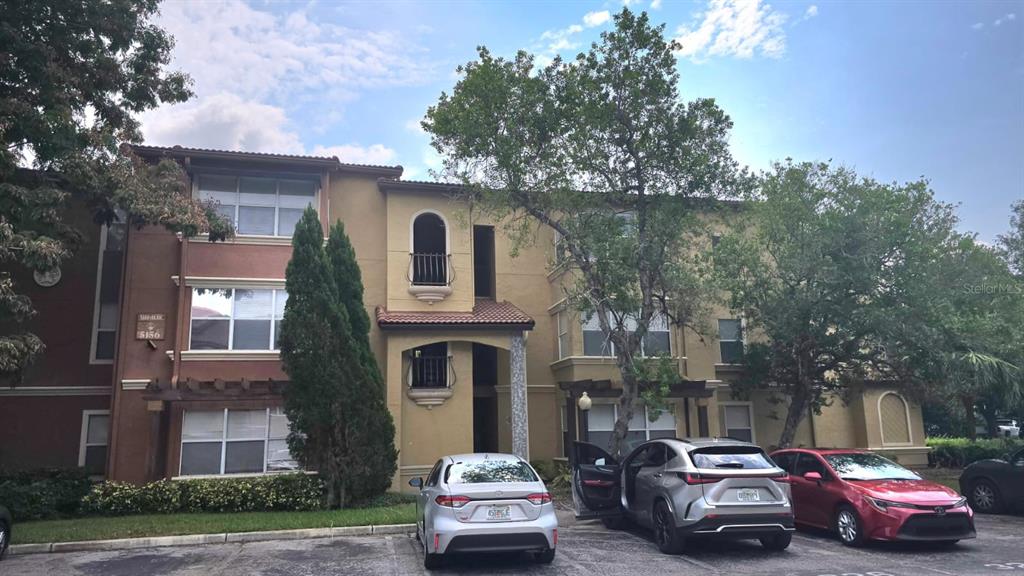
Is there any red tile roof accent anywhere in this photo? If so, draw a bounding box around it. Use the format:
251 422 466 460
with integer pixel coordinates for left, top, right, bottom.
376 300 535 329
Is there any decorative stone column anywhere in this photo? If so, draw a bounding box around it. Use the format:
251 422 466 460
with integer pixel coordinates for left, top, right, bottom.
510 332 529 460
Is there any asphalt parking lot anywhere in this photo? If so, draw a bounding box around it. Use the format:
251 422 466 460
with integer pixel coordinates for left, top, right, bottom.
4 513 1024 576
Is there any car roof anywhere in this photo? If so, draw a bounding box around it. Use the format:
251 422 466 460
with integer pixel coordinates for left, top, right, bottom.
658 437 762 450
771 447 867 456
442 452 525 464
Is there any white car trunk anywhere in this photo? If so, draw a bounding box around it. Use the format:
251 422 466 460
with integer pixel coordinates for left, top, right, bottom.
449 482 545 523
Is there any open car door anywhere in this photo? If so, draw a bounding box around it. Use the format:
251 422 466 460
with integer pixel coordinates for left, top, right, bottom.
571 441 622 520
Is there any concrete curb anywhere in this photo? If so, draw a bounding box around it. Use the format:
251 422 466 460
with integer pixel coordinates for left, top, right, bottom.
9 523 416 556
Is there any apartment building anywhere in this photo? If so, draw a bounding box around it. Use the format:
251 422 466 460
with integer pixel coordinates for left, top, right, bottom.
0 145 930 487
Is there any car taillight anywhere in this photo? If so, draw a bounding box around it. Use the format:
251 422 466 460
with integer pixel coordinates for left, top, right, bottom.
435 495 472 508
771 474 791 484
680 472 722 485
527 492 552 505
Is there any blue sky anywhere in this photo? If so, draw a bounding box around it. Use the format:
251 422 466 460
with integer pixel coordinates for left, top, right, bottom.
141 0 1023 241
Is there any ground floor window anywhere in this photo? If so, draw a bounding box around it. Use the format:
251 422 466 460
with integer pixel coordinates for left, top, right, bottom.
79 410 110 476
587 402 676 451
720 403 755 442
180 407 298 476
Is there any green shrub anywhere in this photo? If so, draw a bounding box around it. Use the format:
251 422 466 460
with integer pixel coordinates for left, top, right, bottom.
926 437 1024 468
530 459 571 489
0 468 92 520
82 473 324 516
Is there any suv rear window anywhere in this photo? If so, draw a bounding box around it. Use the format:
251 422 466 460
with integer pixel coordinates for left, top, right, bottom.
444 460 538 484
689 446 774 470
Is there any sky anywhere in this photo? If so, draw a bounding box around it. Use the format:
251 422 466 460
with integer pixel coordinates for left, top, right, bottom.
139 0 1024 242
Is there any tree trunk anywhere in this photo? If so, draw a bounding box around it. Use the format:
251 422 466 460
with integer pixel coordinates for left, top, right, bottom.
778 383 810 449
980 403 1000 438
610 366 640 458
962 395 978 441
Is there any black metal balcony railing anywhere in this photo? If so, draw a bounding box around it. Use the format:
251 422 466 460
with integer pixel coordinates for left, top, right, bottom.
409 355 455 388
409 253 452 286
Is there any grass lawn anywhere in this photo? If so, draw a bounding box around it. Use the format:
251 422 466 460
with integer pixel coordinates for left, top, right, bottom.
12 503 416 545
917 467 963 491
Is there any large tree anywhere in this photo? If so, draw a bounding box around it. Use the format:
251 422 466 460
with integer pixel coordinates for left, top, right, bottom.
0 0 230 375
424 9 740 456
714 161 963 448
997 200 1023 276
280 209 396 507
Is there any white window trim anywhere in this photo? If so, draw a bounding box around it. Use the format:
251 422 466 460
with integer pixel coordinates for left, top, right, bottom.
78 409 110 469
719 401 756 443
556 310 569 360
580 311 671 358
877 391 914 447
88 224 114 365
188 288 286 351
179 408 293 477
717 317 745 365
194 174 319 238
588 401 677 441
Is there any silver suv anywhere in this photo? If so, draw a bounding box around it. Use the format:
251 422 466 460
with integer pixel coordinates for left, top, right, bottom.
572 438 794 554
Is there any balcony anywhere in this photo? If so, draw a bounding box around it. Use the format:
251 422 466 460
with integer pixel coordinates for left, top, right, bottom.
406 352 455 407
407 253 453 303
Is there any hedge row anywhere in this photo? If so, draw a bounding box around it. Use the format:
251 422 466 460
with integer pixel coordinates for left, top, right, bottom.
81 473 325 516
927 437 1024 468
0 468 93 520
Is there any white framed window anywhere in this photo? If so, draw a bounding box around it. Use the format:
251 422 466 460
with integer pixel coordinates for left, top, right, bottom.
581 311 671 357
179 407 298 476
556 310 570 359
197 174 317 237
718 318 744 364
720 402 755 443
79 410 110 476
89 217 127 363
189 288 287 351
587 402 676 450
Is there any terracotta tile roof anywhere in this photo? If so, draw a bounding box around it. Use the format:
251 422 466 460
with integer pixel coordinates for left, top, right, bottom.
376 299 535 330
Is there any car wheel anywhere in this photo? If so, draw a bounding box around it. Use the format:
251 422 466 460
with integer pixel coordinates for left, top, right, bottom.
969 480 1002 514
835 506 866 547
653 501 685 554
759 532 792 551
601 516 625 530
0 520 8 560
535 548 556 564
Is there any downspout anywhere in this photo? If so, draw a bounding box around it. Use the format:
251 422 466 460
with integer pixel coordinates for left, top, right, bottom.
171 233 188 388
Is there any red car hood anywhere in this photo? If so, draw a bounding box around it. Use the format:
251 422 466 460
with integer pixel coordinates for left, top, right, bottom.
847 479 962 504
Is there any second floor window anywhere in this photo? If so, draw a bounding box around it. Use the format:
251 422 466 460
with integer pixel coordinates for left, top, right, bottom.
91 216 126 362
190 288 287 351
556 310 570 359
718 318 744 363
581 311 670 357
198 174 316 237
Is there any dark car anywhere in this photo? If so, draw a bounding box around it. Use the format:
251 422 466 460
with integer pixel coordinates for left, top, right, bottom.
771 448 974 547
573 438 794 554
959 447 1024 514
0 505 10 560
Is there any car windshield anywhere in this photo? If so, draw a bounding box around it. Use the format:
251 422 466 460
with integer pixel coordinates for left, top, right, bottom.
690 446 775 469
823 453 920 481
444 459 538 484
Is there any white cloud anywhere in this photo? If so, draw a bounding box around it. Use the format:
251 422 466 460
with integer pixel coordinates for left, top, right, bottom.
405 118 426 134
805 5 818 18
311 144 397 165
140 93 304 153
971 22 985 30
994 13 1017 26
675 0 789 61
583 10 611 27
651 0 663 9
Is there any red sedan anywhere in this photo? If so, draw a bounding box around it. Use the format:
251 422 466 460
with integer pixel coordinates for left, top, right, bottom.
770 448 975 547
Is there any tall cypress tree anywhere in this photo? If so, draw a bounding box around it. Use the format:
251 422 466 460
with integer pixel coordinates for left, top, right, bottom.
327 221 398 502
279 207 355 507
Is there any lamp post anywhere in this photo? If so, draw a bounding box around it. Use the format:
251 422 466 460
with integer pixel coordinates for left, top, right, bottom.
577 391 592 444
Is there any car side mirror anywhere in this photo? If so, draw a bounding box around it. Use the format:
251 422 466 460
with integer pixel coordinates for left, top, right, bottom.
804 471 823 482
409 477 423 489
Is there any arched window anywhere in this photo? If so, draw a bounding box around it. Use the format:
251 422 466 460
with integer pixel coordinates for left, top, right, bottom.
410 212 449 286
879 392 912 445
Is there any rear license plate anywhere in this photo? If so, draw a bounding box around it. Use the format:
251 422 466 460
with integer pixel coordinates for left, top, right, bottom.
487 505 511 520
737 488 760 502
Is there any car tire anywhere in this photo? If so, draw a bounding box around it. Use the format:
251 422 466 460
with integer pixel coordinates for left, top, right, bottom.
835 505 866 547
968 479 1003 514
0 520 8 561
759 532 792 551
535 547 556 564
652 501 686 554
602 516 625 530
